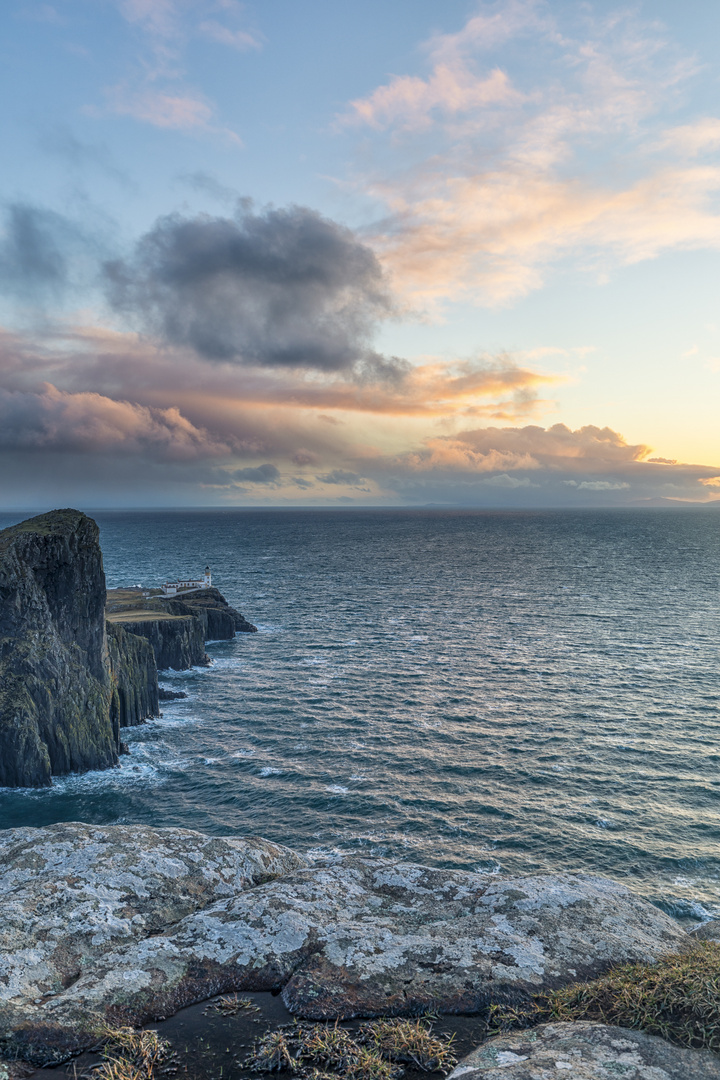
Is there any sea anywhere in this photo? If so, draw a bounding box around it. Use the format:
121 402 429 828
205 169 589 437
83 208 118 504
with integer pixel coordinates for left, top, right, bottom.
1 507 719 923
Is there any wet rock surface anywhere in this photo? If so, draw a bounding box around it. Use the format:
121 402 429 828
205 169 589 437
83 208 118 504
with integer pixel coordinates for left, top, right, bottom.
448 1020 720 1078
0 510 118 787
158 686 188 700
0 828 690 1065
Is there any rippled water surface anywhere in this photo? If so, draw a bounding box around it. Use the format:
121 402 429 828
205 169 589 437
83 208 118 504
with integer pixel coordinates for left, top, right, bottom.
1 508 720 919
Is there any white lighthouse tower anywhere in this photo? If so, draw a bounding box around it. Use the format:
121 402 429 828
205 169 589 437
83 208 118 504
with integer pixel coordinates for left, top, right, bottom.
203 565 212 588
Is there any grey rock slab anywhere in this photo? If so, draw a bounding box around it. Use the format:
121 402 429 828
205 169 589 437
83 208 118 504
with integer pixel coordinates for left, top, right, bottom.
0 822 304 1009
448 1021 720 1078
1 854 690 1064
689 919 720 942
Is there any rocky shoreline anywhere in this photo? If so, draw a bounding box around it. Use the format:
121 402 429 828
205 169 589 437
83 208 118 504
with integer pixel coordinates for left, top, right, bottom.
0 510 255 787
0 823 718 1077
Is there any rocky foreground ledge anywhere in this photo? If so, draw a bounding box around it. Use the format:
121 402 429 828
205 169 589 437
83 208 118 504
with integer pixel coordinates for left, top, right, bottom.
0 822 709 1076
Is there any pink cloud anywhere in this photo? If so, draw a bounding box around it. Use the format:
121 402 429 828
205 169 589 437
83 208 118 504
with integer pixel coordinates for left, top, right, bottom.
0 383 232 460
338 4 713 309
341 67 520 132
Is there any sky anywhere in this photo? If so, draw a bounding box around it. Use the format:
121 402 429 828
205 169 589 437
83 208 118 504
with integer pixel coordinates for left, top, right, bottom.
1 0 720 509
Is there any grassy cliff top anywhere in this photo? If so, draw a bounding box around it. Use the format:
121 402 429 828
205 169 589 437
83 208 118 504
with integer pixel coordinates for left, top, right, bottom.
105 588 181 622
106 610 189 623
0 509 94 554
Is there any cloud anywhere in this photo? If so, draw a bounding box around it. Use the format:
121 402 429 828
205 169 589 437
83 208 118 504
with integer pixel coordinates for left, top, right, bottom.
0 382 231 459
366 422 720 505
340 67 520 132
105 204 392 368
0 204 97 303
232 463 280 483
338 3 720 309
567 479 630 490
101 2 252 139
108 85 219 132
37 127 132 186
198 20 261 51
177 171 239 202
656 118 720 157
316 469 366 485
0 320 718 507
0 205 68 296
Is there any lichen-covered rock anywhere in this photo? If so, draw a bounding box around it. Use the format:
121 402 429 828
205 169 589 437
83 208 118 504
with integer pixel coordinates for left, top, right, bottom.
107 623 159 727
0 843 689 1065
0 823 304 1062
447 1021 720 1078
0 510 118 787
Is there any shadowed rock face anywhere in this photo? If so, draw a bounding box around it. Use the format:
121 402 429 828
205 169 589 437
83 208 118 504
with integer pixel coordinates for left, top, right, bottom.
108 612 210 671
447 1021 720 1078
0 826 690 1065
168 587 258 638
0 510 118 787
106 623 160 728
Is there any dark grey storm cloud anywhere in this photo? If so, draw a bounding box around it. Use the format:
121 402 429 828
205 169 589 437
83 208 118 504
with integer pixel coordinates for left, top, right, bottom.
232 463 281 483
104 204 392 370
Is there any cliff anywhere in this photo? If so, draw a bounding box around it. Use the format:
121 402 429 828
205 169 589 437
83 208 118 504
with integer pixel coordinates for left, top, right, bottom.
106 610 210 670
0 510 119 788
0 510 257 787
105 586 256 670
106 623 160 728
167 586 258 638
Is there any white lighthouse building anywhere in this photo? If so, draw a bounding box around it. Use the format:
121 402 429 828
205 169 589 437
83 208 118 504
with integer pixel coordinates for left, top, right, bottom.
162 566 212 596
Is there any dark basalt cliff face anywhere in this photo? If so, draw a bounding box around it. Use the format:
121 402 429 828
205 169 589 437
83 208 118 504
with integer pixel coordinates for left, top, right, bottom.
0 509 257 786
164 587 258 639
0 510 119 788
106 623 160 728
110 613 210 671
105 587 256 670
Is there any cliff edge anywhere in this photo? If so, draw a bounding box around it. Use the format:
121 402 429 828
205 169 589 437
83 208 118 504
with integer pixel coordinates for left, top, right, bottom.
105 586 257 670
0 510 119 788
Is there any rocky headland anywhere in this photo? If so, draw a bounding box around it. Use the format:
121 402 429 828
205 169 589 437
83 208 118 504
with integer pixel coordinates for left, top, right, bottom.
105 586 257 671
0 511 119 787
0 510 256 787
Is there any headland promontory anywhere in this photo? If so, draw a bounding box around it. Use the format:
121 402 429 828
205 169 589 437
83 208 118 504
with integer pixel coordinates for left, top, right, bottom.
0 509 255 788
